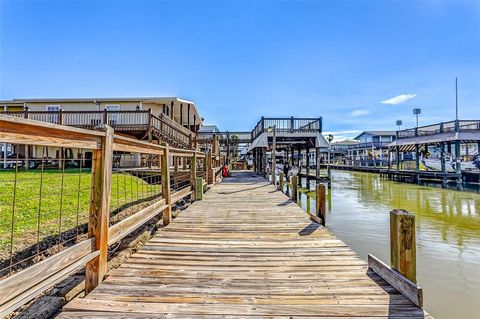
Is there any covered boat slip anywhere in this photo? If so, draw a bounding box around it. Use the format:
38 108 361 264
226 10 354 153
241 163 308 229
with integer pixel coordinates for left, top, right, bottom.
58 172 431 318
248 117 330 179
388 120 480 180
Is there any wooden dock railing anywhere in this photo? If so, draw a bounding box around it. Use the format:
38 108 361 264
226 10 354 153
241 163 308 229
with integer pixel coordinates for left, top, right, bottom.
0 115 222 317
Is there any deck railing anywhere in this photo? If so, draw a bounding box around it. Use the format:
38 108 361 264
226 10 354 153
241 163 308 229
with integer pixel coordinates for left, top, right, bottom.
347 141 391 149
251 117 322 141
197 131 253 144
397 119 480 139
0 115 223 317
1 110 192 148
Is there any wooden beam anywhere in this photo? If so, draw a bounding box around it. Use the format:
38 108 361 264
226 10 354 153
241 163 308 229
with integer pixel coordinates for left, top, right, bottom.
368 254 423 307
191 151 197 200
0 131 100 150
207 150 213 185
85 125 114 294
108 199 167 245
161 144 172 225
0 238 96 317
171 187 193 204
113 134 165 155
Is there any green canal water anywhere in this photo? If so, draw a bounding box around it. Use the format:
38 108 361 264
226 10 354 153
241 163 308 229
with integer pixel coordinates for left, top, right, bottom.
294 171 480 319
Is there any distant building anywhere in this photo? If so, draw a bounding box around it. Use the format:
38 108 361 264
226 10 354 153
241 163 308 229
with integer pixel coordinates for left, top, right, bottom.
1 97 204 167
198 124 220 133
348 131 396 166
331 140 359 152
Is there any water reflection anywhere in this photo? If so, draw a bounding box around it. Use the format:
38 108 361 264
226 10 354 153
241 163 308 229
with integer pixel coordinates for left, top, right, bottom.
321 171 480 319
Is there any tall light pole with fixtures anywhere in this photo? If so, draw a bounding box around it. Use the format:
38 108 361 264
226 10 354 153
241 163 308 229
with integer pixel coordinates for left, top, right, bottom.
413 108 421 127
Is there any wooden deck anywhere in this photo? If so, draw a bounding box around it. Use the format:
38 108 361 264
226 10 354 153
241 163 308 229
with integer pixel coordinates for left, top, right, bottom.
58 172 431 318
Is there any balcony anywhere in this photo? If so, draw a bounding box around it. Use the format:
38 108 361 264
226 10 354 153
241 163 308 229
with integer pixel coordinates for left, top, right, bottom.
1 110 193 148
251 117 322 141
348 141 391 149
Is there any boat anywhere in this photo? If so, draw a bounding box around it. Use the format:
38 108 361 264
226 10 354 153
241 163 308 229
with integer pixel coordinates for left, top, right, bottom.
421 152 480 172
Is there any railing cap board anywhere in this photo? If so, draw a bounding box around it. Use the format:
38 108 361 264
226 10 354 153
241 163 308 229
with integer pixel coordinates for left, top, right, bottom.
0 115 104 149
113 134 166 155
0 114 106 137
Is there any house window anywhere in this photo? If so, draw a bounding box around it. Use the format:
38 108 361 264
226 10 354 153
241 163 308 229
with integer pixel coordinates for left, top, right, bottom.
106 104 120 111
46 105 61 112
162 105 169 116
46 105 61 124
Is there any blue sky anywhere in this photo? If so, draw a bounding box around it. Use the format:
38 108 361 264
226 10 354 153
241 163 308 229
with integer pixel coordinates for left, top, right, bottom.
1 0 479 140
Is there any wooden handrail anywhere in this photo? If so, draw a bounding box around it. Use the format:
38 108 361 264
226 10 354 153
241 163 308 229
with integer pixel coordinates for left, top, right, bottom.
0 116 221 317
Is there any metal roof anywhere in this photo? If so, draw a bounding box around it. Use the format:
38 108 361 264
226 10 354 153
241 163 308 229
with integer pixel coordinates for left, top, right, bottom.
354 131 396 140
0 97 195 104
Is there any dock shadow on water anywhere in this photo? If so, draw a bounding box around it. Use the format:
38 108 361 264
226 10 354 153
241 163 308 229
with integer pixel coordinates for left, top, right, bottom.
326 170 480 319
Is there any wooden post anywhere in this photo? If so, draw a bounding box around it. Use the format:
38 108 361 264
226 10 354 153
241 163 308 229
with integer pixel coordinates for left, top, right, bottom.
196 177 204 200
327 165 332 189
191 151 197 200
316 183 326 226
161 144 172 225
390 209 416 283
174 156 179 172
278 172 284 191
415 144 420 172
207 150 213 185
271 125 276 185
290 175 298 203
203 153 208 178
85 125 114 294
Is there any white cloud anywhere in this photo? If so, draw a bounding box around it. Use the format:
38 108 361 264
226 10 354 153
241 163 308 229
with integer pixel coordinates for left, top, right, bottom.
350 109 370 117
381 94 417 105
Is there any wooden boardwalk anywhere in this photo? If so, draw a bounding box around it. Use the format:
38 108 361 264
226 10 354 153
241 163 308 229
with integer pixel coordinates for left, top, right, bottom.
59 172 431 318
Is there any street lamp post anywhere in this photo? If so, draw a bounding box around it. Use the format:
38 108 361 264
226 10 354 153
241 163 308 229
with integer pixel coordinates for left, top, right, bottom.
413 108 421 127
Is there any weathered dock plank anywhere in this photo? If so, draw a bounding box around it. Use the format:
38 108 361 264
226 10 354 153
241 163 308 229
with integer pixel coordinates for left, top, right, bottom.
58 172 430 318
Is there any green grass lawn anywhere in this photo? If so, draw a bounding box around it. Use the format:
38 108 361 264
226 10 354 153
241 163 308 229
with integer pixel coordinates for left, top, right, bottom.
0 169 161 259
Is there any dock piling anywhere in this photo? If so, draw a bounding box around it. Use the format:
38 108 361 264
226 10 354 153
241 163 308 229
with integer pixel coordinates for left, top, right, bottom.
290 175 298 203
316 183 326 226
278 172 284 191
390 209 416 283
327 165 332 188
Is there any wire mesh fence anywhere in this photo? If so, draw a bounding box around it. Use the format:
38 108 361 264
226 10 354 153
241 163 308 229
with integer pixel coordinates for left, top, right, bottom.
170 155 192 192
0 115 220 317
109 152 163 226
0 145 94 278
